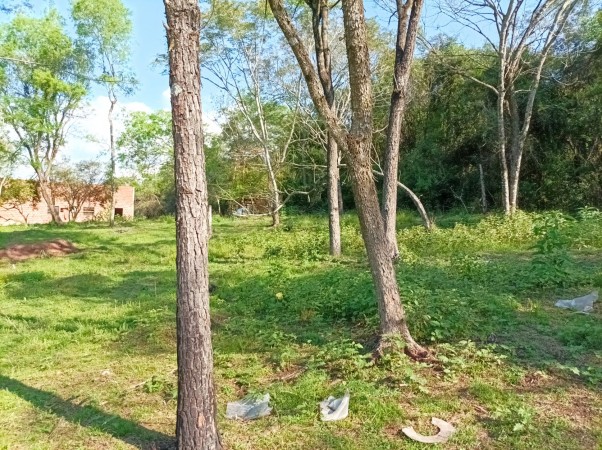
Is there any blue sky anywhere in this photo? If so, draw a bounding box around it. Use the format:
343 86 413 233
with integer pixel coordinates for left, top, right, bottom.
48 0 171 109
42 0 483 116
10 0 486 177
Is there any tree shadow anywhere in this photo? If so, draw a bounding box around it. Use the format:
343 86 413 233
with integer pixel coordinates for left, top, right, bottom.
210 255 600 380
0 375 174 449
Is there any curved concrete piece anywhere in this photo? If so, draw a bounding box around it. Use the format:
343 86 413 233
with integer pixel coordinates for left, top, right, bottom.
402 417 456 444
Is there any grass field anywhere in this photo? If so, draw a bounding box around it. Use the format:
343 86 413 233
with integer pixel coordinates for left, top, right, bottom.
0 211 600 449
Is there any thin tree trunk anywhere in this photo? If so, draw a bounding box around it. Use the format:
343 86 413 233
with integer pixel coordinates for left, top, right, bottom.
208 205 213 239
309 0 341 255
347 139 425 356
37 176 62 224
508 92 522 215
264 145 281 227
374 169 432 230
397 180 432 230
327 134 342 255
164 0 221 448
108 94 117 227
338 177 344 214
497 90 510 215
479 162 487 213
382 0 424 259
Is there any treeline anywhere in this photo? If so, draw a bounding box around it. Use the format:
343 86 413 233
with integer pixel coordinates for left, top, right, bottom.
122 6 601 218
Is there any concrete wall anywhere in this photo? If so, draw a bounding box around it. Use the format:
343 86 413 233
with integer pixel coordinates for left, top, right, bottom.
0 185 135 225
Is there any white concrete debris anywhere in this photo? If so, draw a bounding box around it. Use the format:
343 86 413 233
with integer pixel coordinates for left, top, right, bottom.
226 393 272 420
555 291 598 313
319 391 350 422
402 417 456 444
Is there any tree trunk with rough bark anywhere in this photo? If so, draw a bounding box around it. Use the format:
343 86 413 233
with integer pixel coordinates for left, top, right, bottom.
382 0 424 259
347 138 425 356
327 134 341 255
164 0 221 448
308 0 341 255
341 0 426 357
268 0 427 358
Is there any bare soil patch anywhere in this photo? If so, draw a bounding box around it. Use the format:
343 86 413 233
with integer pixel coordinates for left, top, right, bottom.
0 239 79 262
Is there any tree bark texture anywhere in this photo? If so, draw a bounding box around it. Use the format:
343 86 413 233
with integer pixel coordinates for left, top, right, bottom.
341 0 426 356
381 0 424 258
327 135 342 255
346 139 424 355
164 1 221 448
308 0 341 255
269 0 426 357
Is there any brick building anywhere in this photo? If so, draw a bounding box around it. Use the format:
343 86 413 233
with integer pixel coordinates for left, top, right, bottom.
0 185 135 225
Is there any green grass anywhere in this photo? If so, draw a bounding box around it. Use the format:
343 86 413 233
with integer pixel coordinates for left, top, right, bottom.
0 211 600 449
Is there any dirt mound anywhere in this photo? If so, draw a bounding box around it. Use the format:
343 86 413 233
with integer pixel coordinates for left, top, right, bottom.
0 239 79 262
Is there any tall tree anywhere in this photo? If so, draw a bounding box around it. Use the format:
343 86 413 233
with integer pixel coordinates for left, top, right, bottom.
269 0 427 358
118 110 174 179
163 0 221 448
72 0 135 226
441 0 581 214
202 0 301 227
0 11 88 224
379 0 428 258
305 0 342 255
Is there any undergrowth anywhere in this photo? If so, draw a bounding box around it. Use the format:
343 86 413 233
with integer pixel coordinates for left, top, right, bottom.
0 210 600 449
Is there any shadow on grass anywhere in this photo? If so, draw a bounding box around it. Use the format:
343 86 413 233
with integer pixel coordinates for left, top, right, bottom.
210 257 600 375
0 375 174 449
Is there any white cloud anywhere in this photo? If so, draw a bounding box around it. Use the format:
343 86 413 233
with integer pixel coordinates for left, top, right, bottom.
12 95 152 178
11 93 222 179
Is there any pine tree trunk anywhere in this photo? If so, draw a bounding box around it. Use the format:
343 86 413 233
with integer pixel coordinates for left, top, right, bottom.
164 0 221 448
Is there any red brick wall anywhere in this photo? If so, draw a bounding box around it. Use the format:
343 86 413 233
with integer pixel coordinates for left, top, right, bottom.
0 185 135 225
